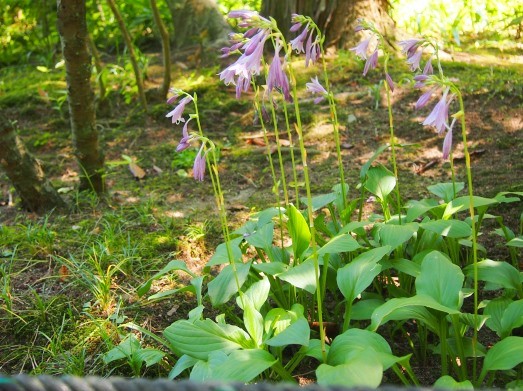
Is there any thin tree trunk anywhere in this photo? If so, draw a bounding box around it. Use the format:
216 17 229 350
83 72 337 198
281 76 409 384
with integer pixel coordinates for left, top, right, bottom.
57 0 105 194
0 122 65 213
105 0 149 113
150 0 171 99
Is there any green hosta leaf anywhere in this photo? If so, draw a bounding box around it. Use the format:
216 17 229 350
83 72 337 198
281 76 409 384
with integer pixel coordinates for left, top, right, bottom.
207 261 251 306
265 318 310 347
434 375 473 389
420 220 471 238
252 262 288 276
253 207 283 228
456 313 490 331
377 223 418 248
464 259 521 292
507 237 523 248
337 246 390 303
351 299 385 320
370 295 460 333
364 165 396 201
190 351 226 381
287 204 311 261
317 351 383 387
169 354 198 379
405 199 440 222
102 334 141 363
427 182 465 202
501 299 523 338
138 260 194 297
380 258 420 278
164 319 251 360
338 220 371 235
482 336 523 372
211 349 277 382
303 339 329 362
244 222 274 250
327 329 391 366
207 237 243 266
237 277 270 312
278 260 316 294
484 298 512 337
317 234 361 256
243 300 264 347
360 144 389 180
416 251 464 310
443 196 498 218
135 349 165 367
305 192 338 212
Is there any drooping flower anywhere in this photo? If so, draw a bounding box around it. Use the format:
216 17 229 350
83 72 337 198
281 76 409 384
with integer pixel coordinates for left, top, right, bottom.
423 57 433 75
349 37 372 60
267 44 291 101
363 49 379 76
166 95 193 124
306 76 328 104
385 73 395 93
413 74 430 89
289 16 320 67
406 49 423 71
290 24 309 53
442 118 456 160
415 87 437 109
176 117 194 152
399 38 422 57
193 145 208 181
422 89 452 134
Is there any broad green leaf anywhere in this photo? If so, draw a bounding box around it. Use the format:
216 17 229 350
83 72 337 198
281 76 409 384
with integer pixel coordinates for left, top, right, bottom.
317 351 383 387
337 247 389 303
189 351 226 381
164 319 251 360
207 261 251 306
482 336 523 372
245 222 274 250
464 259 521 292
207 237 243 266
377 223 418 248
278 260 317 294
364 165 396 201
191 276 204 307
434 375 473 389
327 329 391 366
169 354 198 379
264 304 303 335
135 349 165 367
211 349 277 382
484 298 512 337
338 221 371 235
380 258 420 278
138 260 194 297
287 204 311 260
405 199 440 222
360 144 389 180
102 334 141 363
420 220 471 238
434 337 486 358
507 237 523 248
253 207 283 227
501 299 523 338
416 251 464 310
303 339 329 362
265 318 310 347
456 313 490 331
243 300 264 347
427 182 465 202
351 299 385 320
317 234 361 256
237 277 270 311
370 295 460 333
443 196 498 218
304 192 338 212
252 262 288 276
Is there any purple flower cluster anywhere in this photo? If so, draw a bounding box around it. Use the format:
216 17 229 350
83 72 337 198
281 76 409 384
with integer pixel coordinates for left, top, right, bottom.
166 90 208 181
219 10 272 98
290 14 320 66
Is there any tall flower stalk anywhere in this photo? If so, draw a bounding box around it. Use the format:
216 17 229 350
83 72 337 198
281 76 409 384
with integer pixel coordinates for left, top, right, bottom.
351 19 402 222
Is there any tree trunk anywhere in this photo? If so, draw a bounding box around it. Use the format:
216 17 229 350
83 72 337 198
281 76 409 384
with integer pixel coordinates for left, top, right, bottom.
0 122 65 213
57 0 105 194
150 0 171 99
261 0 395 48
166 0 230 50
105 0 149 113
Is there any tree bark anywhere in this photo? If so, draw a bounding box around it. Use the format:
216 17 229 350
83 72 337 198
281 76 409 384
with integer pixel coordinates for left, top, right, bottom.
105 0 149 112
57 0 105 194
261 0 395 48
0 121 65 213
150 0 171 99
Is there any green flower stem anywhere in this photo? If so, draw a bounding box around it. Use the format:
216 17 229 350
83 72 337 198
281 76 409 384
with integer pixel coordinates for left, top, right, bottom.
455 89 479 382
449 152 457 198
384 56 402 223
268 94 290 205
282 101 300 207
319 46 347 212
193 94 244 305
